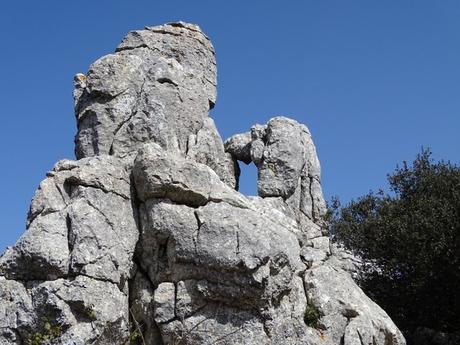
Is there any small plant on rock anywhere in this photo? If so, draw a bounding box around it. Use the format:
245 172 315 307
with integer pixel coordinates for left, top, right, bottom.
26 317 62 345
304 303 321 329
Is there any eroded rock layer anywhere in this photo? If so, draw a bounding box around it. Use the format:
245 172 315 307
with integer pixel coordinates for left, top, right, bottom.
0 22 405 345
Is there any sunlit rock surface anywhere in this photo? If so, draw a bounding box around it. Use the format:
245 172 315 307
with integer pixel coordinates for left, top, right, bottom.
0 22 405 345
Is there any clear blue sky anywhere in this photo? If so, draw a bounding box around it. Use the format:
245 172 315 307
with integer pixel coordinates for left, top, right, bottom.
1 1 459 254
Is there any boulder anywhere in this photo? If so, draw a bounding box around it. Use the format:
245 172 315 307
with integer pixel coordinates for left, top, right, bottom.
0 22 405 345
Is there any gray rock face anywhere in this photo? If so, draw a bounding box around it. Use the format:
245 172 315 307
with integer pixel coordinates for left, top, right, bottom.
186 118 239 189
74 22 217 159
0 22 405 345
225 116 327 221
0 155 137 344
305 264 403 345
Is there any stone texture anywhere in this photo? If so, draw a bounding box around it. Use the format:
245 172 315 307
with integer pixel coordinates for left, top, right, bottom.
0 155 138 343
225 116 327 221
153 282 176 324
305 263 404 345
133 143 246 208
0 22 405 345
0 155 137 284
186 117 239 189
329 244 363 280
74 22 217 160
0 275 129 344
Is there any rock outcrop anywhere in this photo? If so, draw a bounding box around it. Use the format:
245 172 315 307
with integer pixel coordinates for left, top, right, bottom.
0 22 405 345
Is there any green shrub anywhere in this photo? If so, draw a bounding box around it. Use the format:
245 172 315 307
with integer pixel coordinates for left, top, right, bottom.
26 318 62 345
330 149 460 340
304 303 321 328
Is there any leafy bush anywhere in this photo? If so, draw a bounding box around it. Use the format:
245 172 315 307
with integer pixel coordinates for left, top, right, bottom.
329 149 460 340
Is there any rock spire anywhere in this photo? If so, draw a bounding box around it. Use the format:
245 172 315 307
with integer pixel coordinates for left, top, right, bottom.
0 22 405 345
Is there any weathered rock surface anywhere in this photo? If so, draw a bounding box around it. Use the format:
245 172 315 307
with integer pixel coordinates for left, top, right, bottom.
0 22 405 345
305 263 403 345
225 116 327 221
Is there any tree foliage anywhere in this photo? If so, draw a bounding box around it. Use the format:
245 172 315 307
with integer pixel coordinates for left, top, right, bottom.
329 149 460 340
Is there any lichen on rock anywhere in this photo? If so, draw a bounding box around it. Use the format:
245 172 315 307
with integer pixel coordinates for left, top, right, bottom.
0 21 405 345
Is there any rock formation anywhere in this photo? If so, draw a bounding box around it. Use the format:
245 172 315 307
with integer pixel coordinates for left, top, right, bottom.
0 22 405 345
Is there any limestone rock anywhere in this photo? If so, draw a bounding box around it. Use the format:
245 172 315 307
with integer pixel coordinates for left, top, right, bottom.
74 22 217 160
329 244 363 280
224 131 252 164
305 263 404 345
0 155 138 343
225 116 327 221
186 117 239 189
153 282 176 324
0 275 129 344
0 22 405 345
133 143 246 207
129 270 163 344
0 155 137 284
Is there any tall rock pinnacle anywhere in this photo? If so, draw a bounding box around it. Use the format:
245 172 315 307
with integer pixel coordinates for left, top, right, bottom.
0 22 405 345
